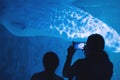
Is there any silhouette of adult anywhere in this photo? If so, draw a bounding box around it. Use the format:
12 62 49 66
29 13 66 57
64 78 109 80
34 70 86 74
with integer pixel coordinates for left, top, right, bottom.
63 34 113 80
31 52 64 80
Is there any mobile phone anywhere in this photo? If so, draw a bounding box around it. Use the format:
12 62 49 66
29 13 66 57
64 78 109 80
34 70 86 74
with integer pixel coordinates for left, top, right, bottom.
73 42 85 50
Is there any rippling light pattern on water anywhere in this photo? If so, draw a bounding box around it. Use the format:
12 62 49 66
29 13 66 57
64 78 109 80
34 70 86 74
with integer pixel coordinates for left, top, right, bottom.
50 6 120 52
1 5 120 52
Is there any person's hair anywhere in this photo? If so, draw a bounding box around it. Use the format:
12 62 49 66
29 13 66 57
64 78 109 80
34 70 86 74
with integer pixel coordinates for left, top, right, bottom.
87 34 105 52
43 52 59 71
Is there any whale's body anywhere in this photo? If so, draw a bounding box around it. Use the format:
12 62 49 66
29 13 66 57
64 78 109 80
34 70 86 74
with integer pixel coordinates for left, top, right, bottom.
0 1 120 52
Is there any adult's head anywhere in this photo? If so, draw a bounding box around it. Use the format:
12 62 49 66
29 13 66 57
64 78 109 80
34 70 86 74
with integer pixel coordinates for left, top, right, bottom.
84 34 105 57
43 52 59 72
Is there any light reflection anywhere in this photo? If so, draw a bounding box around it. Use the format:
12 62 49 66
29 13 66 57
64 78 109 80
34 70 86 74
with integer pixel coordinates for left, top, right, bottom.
1 5 120 52
51 6 120 52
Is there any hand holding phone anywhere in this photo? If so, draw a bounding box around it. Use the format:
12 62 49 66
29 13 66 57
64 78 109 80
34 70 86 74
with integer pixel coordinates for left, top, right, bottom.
73 42 85 50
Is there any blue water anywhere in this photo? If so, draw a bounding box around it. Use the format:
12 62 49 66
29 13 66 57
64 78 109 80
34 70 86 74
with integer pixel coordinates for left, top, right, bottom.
0 0 120 80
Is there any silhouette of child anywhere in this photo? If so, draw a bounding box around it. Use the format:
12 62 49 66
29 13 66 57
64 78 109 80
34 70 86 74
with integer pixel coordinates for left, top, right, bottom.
31 52 63 80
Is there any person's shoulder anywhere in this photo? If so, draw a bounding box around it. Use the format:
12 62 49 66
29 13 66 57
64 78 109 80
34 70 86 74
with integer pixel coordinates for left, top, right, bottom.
31 72 43 80
76 59 86 63
55 74 64 80
33 72 42 76
73 59 86 66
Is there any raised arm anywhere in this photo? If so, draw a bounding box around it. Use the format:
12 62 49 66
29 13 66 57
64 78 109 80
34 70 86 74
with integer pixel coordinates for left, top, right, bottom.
63 46 76 80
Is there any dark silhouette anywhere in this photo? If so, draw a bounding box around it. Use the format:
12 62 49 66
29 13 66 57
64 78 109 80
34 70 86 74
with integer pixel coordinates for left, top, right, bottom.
63 34 113 80
31 52 64 80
